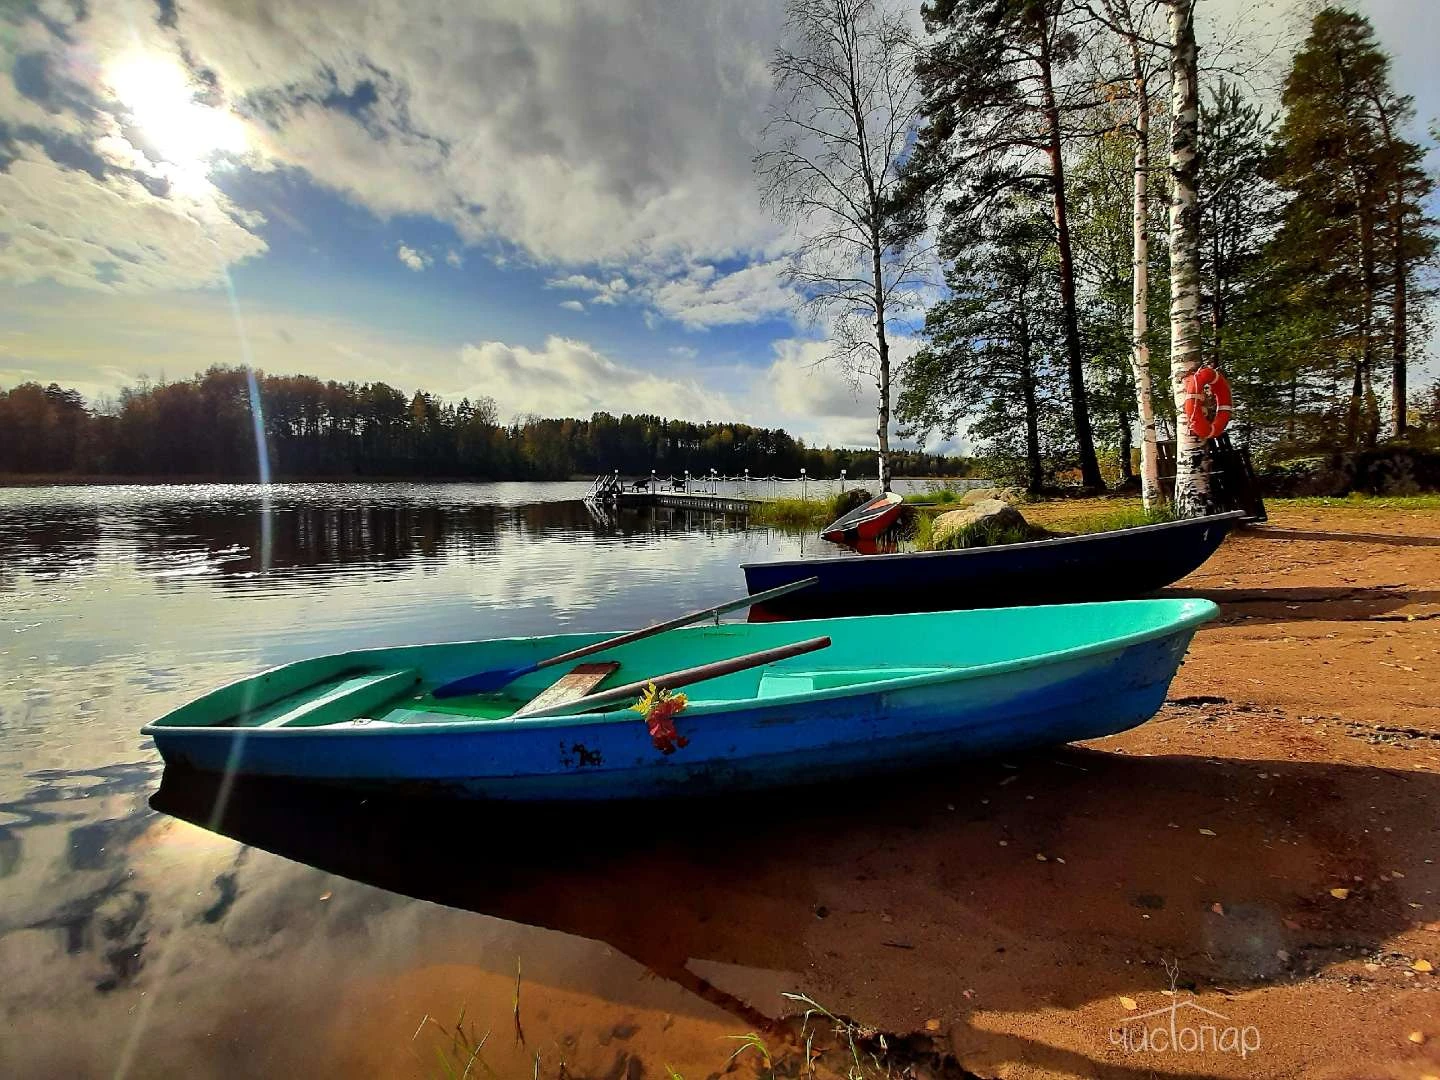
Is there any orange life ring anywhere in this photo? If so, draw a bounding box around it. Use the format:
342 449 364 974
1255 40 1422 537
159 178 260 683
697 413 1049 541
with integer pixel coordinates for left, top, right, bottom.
1182 366 1232 440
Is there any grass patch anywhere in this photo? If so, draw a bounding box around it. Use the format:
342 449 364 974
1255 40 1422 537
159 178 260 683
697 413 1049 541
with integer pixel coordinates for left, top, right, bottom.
912 499 1178 552
926 519 1037 551
1053 504 1178 535
749 496 833 529
750 488 878 530
1272 493 1440 510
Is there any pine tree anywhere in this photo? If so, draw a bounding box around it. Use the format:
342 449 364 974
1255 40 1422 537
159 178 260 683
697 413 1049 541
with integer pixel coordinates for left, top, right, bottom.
905 0 1106 490
1196 80 1291 448
897 204 1072 493
1271 6 1437 446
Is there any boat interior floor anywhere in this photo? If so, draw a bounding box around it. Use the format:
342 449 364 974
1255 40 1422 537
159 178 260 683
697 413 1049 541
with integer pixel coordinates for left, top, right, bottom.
213 664 956 730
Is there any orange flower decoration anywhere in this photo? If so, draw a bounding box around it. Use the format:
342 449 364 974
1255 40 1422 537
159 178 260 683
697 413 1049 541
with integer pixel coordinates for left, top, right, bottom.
631 682 689 754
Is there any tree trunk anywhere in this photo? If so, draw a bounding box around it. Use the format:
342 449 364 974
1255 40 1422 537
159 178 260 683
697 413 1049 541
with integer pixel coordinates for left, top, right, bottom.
1118 405 1134 483
1357 207 1379 448
1392 208 1408 436
1019 308 1043 494
1363 84 1409 438
1166 0 1214 517
1037 19 1104 491
1127 41 1161 509
873 232 893 493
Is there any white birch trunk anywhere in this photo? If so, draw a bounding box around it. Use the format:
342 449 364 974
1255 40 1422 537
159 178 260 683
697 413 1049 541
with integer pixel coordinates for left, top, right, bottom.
1166 0 1213 517
1127 41 1160 510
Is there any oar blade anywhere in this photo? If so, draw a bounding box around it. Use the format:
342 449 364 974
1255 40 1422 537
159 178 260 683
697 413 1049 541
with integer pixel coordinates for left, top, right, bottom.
431 664 532 699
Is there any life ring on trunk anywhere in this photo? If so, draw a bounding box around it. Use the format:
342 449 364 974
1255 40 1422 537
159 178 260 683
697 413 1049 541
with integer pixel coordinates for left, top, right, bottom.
1182 366 1232 440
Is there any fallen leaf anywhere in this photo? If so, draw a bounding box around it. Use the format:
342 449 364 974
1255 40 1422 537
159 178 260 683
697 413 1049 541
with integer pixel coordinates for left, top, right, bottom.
1035 853 1048 862
1283 917 1302 930
1276 949 1290 962
1199 828 1217 837
1413 959 1433 973
924 1019 942 1033
1211 902 1225 916
1409 1031 1426 1044
319 891 332 902
1119 996 1138 1011
1330 888 1351 900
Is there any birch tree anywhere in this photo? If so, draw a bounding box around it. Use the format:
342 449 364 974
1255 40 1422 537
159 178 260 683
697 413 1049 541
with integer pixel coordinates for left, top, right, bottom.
1095 0 1163 508
1164 0 1214 516
756 0 927 493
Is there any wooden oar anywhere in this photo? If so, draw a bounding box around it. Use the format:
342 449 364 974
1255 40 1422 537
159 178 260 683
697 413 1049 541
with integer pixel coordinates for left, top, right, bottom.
511 635 832 719
431 576 821 699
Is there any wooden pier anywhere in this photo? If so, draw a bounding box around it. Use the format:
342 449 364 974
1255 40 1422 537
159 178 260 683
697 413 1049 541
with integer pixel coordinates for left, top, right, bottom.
615 490 760 514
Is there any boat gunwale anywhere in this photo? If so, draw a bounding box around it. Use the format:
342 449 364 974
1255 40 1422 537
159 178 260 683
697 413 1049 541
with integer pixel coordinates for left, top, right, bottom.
141 599 1218 738
743 510 1245 572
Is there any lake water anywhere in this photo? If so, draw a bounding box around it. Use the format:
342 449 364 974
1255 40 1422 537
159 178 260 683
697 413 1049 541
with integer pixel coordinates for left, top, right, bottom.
0 479 970 1078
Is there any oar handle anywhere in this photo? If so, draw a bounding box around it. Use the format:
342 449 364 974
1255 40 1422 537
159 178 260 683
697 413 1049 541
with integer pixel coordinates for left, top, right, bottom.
513 635 832 720
534 576 821 671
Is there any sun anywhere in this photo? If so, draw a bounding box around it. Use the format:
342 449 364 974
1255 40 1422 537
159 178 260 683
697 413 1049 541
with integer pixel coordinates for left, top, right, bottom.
105 52 248 171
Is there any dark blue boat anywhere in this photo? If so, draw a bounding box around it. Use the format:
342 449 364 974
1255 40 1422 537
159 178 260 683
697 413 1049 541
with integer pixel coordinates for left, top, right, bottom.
743 511 1244 617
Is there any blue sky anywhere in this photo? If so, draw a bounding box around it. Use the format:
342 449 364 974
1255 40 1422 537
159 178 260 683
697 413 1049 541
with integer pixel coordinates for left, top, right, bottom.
0 0 1436 449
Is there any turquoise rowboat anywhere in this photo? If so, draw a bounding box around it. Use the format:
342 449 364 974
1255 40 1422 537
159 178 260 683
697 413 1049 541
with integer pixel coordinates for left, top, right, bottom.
142 599 1216 800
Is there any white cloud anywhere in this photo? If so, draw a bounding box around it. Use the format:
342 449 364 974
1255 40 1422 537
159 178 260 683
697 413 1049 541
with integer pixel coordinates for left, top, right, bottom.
396 243 431 271
746 333 925 448
0 5 270 292
649 260 796 329
546 273 632 305
0 0 791 294
558 299 586 312
174 0 789 265
0 146 266 294
668 345 699 360
444 249 464 268
459 335 733 421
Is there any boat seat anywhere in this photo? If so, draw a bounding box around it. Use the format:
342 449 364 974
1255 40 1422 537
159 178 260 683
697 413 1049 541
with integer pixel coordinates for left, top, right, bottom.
757 667 950 699
757 672 816 698
251 668 423 728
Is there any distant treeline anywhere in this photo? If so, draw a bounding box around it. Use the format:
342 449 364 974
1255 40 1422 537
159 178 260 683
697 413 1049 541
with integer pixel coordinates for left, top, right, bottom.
0 367 972 482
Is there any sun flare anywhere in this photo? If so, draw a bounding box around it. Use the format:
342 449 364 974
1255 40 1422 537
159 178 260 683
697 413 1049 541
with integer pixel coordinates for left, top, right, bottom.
105 53 248 171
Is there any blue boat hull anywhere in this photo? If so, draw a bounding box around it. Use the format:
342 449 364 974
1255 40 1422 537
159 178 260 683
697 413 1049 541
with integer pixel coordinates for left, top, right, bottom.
146 605 1210 800
744 512 1244 616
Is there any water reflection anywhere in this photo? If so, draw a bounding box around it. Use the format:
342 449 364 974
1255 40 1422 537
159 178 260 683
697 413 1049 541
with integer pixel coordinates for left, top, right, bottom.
0 482 814 1077
0 482 765 591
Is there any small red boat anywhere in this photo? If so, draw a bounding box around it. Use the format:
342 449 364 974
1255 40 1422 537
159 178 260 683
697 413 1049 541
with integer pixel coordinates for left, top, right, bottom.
820 491 903 544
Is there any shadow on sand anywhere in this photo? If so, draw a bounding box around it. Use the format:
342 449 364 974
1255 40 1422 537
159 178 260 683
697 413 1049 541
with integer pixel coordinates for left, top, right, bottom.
153 744 1440 1078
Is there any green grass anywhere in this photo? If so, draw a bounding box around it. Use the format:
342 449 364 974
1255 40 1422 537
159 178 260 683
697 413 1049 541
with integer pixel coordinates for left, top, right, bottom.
1051 504 1178 535
1272 493 1440 509
748 496 835 529
750 488 880 530
925 518 1037 551
901 487 962 505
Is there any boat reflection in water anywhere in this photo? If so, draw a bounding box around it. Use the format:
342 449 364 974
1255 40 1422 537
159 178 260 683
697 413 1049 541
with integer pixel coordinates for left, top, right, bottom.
151 766 829 1022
